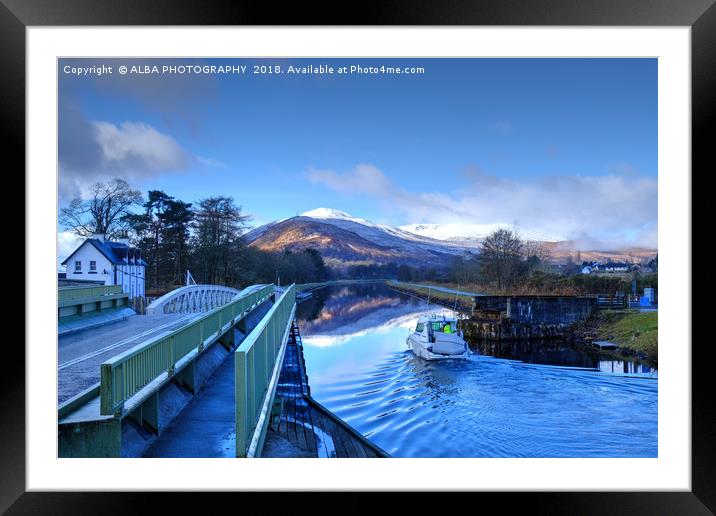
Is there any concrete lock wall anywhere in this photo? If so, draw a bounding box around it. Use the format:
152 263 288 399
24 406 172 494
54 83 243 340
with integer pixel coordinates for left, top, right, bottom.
473 296 597 325
509 296 596 324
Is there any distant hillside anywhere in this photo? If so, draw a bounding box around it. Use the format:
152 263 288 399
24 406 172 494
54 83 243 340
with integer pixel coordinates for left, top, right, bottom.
245 208 657 269
541 242 657 264
400 222 564 245
244 210 471 268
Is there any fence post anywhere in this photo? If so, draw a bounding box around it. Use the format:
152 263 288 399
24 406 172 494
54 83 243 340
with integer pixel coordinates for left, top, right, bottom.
168 336 175 375
235 350 248 457
247 349 256 428
100 363 114 415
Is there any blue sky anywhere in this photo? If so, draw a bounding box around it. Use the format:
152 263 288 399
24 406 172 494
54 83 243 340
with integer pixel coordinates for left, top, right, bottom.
58 58 657 250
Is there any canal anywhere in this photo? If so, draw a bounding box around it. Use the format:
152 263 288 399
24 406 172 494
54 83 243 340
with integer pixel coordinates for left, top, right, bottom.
296 283 657 458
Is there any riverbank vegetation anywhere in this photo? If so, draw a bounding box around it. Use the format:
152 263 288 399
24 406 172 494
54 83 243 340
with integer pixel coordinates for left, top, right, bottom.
445 228 656 296
572 310 658 364
431 271 657 297
597 311 658 363
385 280 474 309
342 237 656 297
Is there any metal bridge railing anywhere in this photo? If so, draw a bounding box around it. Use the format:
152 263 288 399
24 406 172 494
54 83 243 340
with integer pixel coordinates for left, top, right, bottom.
235 284 296 457
58 284 124 303
99 284 275 416
146 284 241 315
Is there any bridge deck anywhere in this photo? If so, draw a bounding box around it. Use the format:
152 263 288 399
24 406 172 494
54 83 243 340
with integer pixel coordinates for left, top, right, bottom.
58 311 201 404
140 300 274 458
58 284 268 405
142 350 238 458
263 324 388 458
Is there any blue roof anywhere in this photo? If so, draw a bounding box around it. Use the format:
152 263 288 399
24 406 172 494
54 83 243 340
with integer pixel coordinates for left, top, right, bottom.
61 238 147 266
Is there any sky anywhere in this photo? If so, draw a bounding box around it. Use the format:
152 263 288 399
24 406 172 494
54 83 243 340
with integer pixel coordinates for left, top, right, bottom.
58 57 657 258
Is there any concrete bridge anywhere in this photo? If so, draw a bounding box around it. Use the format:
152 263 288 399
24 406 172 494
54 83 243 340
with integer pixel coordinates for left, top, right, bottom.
57 281 387 458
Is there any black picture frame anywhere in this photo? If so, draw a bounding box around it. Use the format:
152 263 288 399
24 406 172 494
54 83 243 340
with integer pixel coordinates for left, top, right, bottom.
5 0 710 513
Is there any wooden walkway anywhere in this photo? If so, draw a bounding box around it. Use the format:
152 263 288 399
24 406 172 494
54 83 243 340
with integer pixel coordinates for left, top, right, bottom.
263 322 388 458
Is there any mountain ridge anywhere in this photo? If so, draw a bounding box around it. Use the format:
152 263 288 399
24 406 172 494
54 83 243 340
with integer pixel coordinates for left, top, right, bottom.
245 208 656 268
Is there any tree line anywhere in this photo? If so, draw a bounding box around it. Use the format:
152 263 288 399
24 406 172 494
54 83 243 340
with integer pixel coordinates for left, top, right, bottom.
60 179 330 292
447 228 656 295
60 179 655 296
447 228 551 289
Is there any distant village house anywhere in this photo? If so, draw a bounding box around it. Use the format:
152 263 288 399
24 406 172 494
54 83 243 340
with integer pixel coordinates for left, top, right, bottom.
60 234 146 299
580 261 638 274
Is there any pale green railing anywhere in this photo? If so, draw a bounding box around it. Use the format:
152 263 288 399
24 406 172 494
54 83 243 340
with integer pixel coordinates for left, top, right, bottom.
100 284 274 415
59 284 123 302
235 284 296 457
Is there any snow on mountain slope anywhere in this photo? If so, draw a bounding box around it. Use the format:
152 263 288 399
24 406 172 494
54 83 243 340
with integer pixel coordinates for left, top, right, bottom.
300 208 378 227
299 208 562 243
298 208 469 252
399 222 565 244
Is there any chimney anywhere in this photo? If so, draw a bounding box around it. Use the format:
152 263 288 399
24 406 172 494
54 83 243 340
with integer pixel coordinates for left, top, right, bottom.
91 233 106 242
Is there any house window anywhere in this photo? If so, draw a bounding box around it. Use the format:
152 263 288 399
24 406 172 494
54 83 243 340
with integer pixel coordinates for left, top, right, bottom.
89 260 97 273
74 261 81 273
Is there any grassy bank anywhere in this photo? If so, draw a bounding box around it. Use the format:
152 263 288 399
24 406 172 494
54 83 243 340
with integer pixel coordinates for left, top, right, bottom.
386 281 474 311
596 310 658 363
401 272 657 297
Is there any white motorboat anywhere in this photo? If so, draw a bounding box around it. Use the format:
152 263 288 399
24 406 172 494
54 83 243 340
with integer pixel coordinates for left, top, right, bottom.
406 313 468 360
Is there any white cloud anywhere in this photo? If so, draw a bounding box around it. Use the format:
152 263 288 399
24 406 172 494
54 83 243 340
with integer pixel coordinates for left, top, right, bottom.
306 164 658 249
59 117 190 202
93 121 188 171
58 101 224 203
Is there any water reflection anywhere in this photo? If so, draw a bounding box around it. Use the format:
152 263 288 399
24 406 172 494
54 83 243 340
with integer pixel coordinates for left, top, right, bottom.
469 340 657 375
296 283 658 458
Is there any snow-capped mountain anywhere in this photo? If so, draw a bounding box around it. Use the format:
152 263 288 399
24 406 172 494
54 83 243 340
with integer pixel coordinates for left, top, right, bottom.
244 207 569 268
399 222 565 244
297 209 469 249
244 208 473 268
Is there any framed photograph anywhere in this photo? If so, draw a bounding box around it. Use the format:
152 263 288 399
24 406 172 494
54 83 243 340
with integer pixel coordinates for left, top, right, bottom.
7 0 709 512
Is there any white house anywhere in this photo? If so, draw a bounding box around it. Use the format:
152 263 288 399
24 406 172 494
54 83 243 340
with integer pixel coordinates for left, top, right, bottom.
602 262 631 273
580 261 599 275
60 234 147 299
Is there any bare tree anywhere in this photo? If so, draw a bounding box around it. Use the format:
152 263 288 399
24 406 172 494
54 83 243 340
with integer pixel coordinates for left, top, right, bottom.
522 240 552 276
479 229 523 289
59 178 143 238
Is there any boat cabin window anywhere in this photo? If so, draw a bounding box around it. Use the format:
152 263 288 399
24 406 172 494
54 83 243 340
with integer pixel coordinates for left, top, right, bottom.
431 322 442 331
415 322 424 332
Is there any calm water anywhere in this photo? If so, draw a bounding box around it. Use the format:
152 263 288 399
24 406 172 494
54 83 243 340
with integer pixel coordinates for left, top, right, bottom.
296 284 658 458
